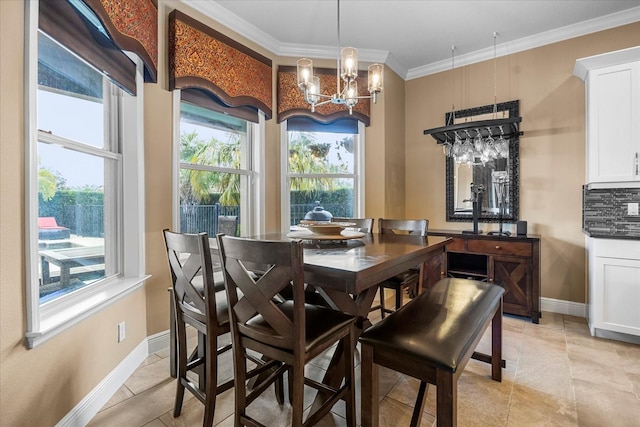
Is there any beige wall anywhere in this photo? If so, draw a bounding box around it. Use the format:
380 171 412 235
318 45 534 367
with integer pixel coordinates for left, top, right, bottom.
364 66 405 220
0 2 150 424
1 0 639 423
405 22 640 303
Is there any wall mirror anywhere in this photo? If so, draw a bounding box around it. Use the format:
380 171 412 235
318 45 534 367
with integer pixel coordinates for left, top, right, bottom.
445 100 520 223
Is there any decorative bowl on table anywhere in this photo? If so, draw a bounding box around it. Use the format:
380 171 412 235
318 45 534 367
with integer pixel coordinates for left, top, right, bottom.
298 220 356 235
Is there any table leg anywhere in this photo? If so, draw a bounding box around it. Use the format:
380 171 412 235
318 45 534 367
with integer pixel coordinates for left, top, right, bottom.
310 286 378 414
60 265 71 287
41 257 51 285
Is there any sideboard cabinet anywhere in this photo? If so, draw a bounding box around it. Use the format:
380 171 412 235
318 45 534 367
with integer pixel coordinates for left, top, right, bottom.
428 230 541 323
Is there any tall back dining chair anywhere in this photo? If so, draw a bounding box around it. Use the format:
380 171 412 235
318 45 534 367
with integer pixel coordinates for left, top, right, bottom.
217 235 357 426
217 215 238 236
371 219 429 318
331 217 374 233
163 229 234 427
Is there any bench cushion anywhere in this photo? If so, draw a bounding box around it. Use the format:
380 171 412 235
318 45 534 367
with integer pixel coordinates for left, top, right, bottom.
360 278 504 373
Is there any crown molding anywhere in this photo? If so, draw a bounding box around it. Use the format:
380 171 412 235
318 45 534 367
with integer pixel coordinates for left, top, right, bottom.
180 1 639 81
406 5 640 80
180 0 282 54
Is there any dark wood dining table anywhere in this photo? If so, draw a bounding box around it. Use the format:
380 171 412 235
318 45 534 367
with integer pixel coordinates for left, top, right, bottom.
246 232 450 411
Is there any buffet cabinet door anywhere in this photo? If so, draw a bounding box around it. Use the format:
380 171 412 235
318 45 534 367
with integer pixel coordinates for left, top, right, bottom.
491 255 534 321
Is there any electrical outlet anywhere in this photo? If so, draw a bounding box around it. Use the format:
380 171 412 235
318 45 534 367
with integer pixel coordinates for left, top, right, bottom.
628 202 639 216
118 321 126 342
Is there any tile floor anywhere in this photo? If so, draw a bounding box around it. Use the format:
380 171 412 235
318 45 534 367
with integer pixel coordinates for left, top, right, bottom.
89 302 640 427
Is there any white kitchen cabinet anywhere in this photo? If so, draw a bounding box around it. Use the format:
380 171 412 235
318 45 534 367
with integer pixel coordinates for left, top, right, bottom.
574 47 640 185
587 238 640 340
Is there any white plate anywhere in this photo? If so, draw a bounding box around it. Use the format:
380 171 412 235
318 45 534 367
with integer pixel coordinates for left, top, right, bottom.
287 229 366 241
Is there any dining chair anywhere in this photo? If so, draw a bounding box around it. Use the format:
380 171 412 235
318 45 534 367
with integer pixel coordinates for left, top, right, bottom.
164 230 284 427
163 229 234 426
217 215 238 236
370 219 428 318
217 234 357 426
330 217 374 233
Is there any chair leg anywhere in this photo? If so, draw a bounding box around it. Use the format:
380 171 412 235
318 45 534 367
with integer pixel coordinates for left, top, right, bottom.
174 315 187 417
360 343 378 427
379 287 386 319
344 328 356 427
291 360 305 426
169 289 177 378
203 330 217 427
395 285 402 310
234 349 249 427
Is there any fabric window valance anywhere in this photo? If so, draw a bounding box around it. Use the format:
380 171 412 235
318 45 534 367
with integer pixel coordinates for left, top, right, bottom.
82 0 159 83
181 88 259 124
277 66 370 126
39 0 138 95
169 10 273 120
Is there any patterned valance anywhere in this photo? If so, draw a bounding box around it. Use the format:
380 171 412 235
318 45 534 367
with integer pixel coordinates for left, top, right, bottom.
277 66 370 126
83 0 158 83
169 10 273 119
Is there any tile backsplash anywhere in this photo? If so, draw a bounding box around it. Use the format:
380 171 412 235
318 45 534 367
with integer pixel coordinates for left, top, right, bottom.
583 186 640 239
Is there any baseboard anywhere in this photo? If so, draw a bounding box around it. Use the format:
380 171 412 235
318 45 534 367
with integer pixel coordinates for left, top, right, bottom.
147 329 170 354
55 339 148 427
540 297 587 318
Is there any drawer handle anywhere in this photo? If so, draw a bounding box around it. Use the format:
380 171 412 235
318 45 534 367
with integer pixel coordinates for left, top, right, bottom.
495 245 501 249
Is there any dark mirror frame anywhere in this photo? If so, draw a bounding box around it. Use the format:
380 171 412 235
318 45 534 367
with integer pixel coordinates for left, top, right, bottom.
445 100 520 223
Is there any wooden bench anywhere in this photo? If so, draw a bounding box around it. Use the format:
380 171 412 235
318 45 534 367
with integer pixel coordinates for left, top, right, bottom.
360 278 505 427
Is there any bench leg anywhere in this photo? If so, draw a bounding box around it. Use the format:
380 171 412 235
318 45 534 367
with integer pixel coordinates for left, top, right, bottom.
491 297 503 382
410 381 429 427
436 370 456 427
361 343 379 427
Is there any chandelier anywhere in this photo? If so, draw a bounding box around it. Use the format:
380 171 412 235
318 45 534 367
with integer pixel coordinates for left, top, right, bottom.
296 0 384 115
424 34 522 165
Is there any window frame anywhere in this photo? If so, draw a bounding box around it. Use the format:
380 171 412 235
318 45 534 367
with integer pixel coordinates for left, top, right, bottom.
24 1 148 349
172 91 265 237
280 120 366 230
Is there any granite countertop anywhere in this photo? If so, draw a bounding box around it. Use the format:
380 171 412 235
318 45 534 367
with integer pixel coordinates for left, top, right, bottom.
582 229 640 240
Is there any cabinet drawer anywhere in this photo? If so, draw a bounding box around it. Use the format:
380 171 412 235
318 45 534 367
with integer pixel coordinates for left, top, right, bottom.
445 238 465 252
468 239 532 257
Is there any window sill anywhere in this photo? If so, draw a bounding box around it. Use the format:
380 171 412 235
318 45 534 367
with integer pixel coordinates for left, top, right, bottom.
25 275 150 349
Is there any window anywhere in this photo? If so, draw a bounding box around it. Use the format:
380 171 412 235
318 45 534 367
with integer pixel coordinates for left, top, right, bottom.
177 99 262 237
36 31 118 303
281 119 365 229
25 2 146 348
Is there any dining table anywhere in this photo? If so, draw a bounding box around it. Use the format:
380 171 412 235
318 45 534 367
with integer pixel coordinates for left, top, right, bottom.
244 231 450 412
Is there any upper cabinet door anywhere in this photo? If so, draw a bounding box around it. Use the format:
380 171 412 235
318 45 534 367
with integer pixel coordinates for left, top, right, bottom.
587 61 640 184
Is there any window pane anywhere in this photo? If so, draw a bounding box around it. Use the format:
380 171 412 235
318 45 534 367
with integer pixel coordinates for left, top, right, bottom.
179 104 251 237
37 143 110 303
288 131 354 174
179 169 242 236
181 103 248 169
38 32 105 147
289 178 355 226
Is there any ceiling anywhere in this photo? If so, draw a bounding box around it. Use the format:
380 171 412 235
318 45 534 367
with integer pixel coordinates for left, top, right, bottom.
183 1 640 79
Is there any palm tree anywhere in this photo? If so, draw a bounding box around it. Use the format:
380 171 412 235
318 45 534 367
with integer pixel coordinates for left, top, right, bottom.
180 130 242 206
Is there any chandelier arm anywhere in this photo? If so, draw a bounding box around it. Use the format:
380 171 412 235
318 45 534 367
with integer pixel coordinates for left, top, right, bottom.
312 99 335 108
313 93 334 100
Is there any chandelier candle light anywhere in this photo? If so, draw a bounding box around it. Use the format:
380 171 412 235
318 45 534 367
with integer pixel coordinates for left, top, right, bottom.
296 0 384 115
